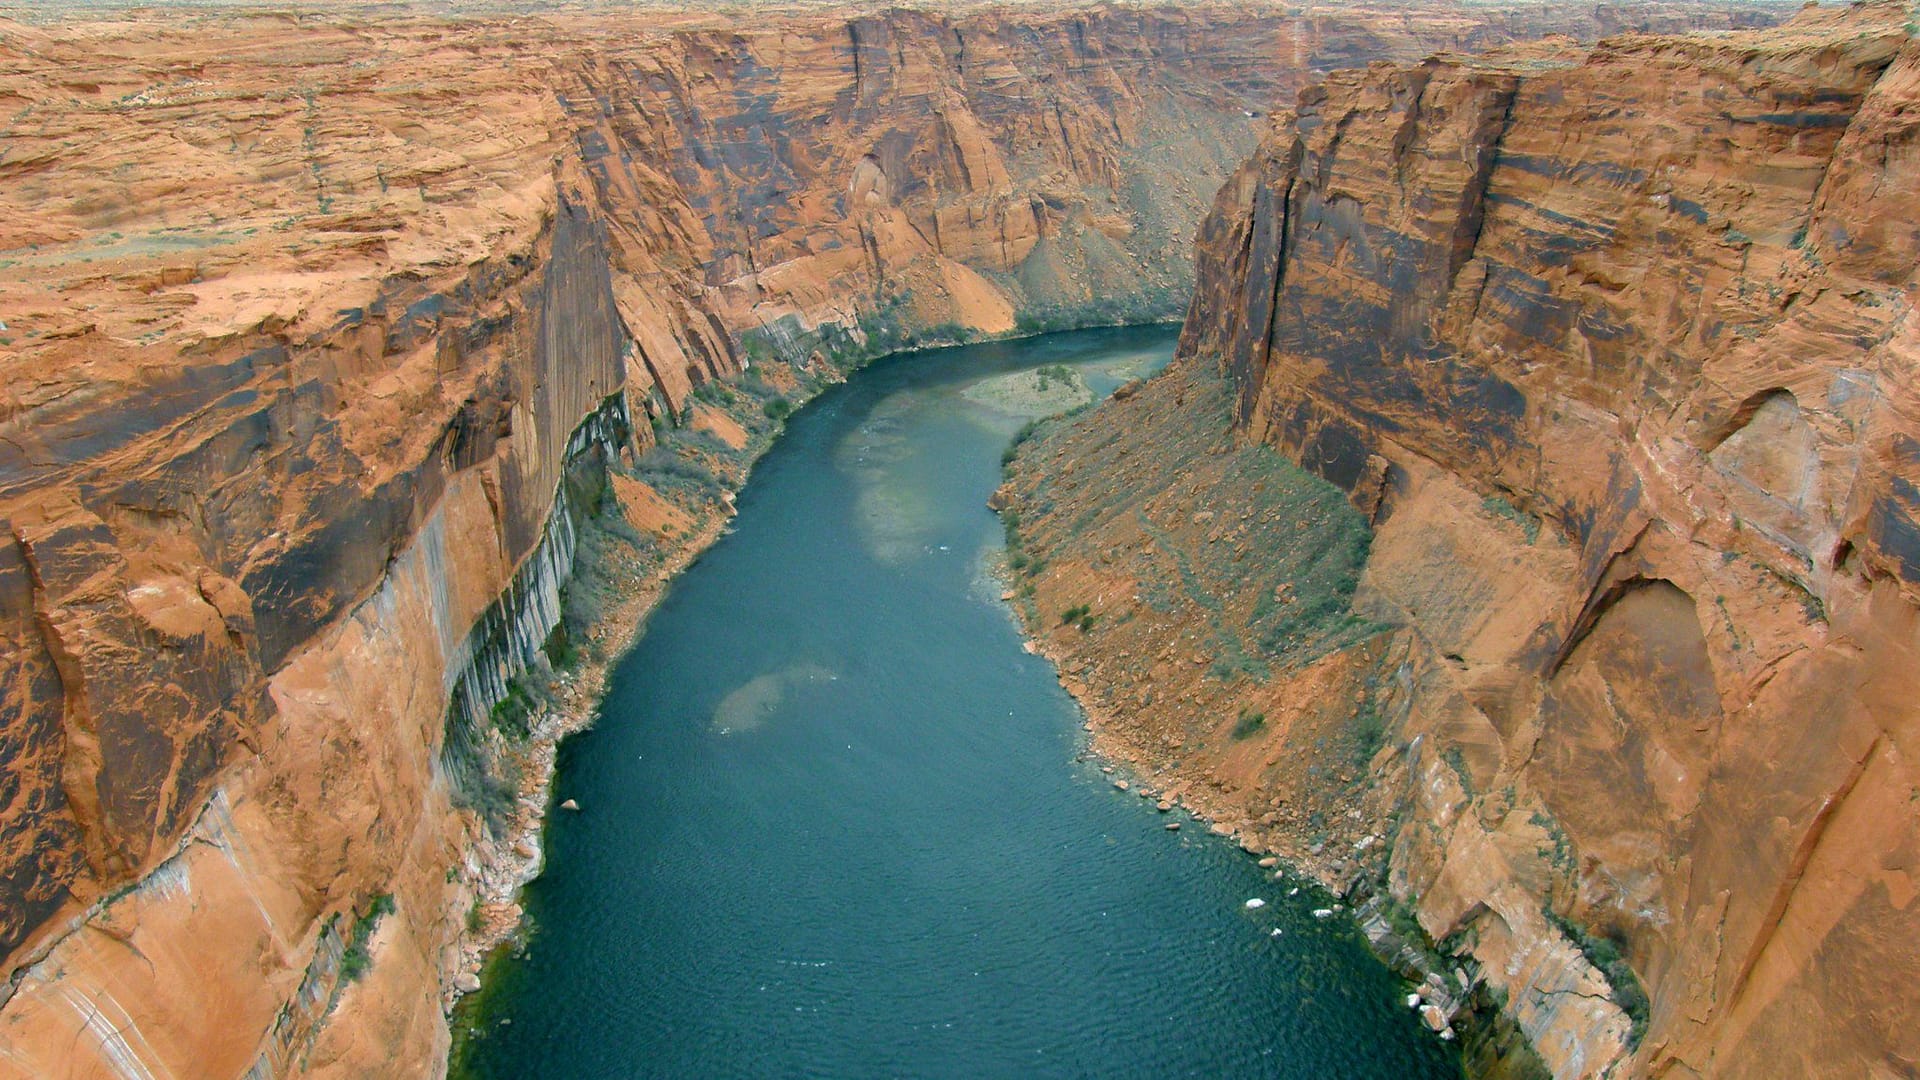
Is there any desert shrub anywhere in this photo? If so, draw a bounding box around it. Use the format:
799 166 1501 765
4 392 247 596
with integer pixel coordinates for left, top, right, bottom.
339 892 396 983
1548 911 1650 1046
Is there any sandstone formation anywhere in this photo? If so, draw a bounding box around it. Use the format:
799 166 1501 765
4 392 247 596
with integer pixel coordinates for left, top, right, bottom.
1008 3 1920 1076
2 2 1814 1075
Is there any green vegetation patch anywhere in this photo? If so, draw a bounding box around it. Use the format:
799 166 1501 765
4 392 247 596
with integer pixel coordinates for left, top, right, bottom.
1000 359 1391 696
487 676 548 739
1481 494 1542 544
1548 910 1651 1047
1347 693 1387 770
339 892 396 984
561 469 655 649
738 296 981 373
1033 364 1075 391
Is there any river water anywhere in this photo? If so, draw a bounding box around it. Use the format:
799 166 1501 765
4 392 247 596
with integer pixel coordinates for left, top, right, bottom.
452 326 1461 1079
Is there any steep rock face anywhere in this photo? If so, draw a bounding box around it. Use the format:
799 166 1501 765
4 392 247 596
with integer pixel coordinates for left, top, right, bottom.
0 3 1792 1075
0 179 630 1078
1167 4 1920 1075
552 4 1722 381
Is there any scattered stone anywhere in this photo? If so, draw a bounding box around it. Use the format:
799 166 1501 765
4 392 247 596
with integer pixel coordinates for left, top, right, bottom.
559 798 580 811
1164 822 1181 831
1209 822 1233 837
1288 888 1299 896
1420 1004 1448 1033
1313 908 1333 919
456 972 482 994
1270 927 1283 937
1156 800 1173 812
1257 856 1279 868
1244 898 1266 910
1113 779 1130 791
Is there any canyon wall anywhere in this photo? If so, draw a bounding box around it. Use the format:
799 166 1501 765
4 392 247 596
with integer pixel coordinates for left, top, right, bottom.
0 3 1816 1074
1020 3 1917 1076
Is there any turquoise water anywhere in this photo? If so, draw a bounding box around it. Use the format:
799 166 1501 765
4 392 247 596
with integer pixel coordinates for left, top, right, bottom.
453 327 1461 1079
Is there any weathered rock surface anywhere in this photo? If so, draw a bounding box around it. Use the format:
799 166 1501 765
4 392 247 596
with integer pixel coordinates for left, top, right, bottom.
1 2 1807 1075
1013 3 1920 1076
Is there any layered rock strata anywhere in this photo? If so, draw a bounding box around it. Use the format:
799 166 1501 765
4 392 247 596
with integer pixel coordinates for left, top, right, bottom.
1009 3 1920 1076
0 3 1814 1075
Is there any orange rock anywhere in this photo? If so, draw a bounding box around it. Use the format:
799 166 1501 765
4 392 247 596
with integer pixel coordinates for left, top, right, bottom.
1167 3 1920 1075
0 2 1804 1076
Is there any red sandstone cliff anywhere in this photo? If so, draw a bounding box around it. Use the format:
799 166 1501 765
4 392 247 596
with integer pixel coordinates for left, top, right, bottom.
1009 2 1920 1076
0 2 1807 1075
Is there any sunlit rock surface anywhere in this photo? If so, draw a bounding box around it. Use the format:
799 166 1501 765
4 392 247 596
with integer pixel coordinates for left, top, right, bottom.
1011 3 1919 1076
0 2 1806 1075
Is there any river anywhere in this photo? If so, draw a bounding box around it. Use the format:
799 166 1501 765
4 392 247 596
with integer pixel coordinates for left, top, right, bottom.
451 326 1461 1079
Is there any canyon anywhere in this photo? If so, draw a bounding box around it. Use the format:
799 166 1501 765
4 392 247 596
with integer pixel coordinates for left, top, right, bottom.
0 0 1875 1076
1005 2 1920 1077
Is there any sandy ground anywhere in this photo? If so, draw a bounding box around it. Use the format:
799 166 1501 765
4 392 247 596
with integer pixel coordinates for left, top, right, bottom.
960 365 1093 418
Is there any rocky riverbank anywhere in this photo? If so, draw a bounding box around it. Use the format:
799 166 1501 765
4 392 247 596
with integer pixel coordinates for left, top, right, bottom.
444 510 730 1008
1003 7 1920 1077
996 354 1539 1071
0 3 1820 1073
440 359 834 1016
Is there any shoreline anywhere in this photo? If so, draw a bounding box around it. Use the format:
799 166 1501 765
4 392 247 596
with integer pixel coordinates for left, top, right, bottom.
986 357 1487 1052
440 322 1472 1074
444 508 734 1008
439 317 1192 1028
1004 548 1477 1049
1017 617 1351 890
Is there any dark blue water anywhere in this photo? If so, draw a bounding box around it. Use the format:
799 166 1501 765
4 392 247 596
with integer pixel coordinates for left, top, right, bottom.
453 326 1460 1079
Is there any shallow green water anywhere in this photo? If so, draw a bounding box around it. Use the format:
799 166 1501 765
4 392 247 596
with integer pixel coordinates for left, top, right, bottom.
453 326 1461 1079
